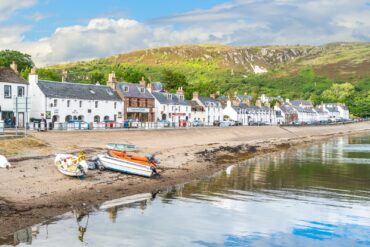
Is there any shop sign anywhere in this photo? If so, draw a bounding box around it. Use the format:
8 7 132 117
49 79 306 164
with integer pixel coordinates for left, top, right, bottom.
127 107 149 113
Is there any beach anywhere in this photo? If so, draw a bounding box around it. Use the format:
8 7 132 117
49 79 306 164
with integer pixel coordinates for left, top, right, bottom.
0 122 369 237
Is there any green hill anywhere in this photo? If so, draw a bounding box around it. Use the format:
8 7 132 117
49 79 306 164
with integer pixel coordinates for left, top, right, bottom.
44 42 370 117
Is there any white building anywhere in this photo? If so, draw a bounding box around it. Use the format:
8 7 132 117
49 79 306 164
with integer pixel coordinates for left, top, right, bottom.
150 87 191 124
28 69 123 128
0 62 30 128
322 103 349 120
191 92 223 125
223 101 277 125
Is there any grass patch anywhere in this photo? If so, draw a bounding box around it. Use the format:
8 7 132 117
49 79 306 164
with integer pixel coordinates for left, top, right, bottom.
0 137 49 156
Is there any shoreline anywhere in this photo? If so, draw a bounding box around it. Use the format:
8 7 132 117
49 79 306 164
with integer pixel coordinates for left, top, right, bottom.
0 122 369 237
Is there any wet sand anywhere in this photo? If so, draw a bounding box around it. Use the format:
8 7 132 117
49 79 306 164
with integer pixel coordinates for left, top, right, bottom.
0 122 369 237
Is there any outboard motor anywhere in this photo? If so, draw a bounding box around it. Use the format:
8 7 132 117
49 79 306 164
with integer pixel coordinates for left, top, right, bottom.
147 154 161 165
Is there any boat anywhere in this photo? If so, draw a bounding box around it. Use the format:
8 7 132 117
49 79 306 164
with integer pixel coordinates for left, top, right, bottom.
97 150 160 177
55 153 88 177
106 143 137 152
99 193 153 210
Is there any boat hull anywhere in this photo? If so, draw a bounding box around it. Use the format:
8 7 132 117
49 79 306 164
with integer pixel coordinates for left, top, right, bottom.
98 155 155 177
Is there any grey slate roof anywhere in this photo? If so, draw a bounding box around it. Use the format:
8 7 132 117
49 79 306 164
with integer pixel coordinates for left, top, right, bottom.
0 68 28 84
290 100 313 107
151 82 164 92
198 96 220 107
152 91 191 106
37 80 121 101
116 82 154 99
237 95 253 101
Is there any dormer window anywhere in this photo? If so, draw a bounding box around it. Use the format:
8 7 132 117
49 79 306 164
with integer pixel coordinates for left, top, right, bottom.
124 86 129 92
139 87 145 93
167 94 172 100
179 95 184 100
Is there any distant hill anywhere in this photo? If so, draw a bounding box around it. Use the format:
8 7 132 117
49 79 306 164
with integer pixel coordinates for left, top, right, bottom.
45 42 370 117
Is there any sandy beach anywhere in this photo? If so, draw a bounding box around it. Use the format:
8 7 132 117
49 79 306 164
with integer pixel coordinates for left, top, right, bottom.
0 122 369 237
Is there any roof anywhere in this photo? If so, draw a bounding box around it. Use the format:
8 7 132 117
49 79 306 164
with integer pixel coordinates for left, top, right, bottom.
116 82 154 99
198 96 221 107
152 91 190 106
290 100 313 107
150 82 164 92
191 100 204 111
37 80 121 101
0 68 28 85
237 95 253 101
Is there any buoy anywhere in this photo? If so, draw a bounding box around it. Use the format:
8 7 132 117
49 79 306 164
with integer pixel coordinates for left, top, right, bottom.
0 155 11 168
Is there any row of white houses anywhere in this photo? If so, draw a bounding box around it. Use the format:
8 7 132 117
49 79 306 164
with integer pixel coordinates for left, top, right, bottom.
0 63 350 128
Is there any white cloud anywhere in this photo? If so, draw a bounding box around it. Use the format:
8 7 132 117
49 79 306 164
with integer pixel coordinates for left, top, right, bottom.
0 0 369 66
0 0 37 21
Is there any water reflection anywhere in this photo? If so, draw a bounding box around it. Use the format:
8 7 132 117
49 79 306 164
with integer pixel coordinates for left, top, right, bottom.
2 134 370 246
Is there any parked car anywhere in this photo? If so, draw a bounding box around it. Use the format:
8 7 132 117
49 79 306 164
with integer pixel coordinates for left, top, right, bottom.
229 120 236 126
235 121 243 126
158 120 171 127
220 121 230 128
192 120 204 127
213 120 221 126
179 120 187 127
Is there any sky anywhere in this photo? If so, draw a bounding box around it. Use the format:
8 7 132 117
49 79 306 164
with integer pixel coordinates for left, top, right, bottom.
0 0 369 66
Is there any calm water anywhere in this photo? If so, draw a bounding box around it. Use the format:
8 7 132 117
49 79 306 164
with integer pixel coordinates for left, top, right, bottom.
2 134 370 247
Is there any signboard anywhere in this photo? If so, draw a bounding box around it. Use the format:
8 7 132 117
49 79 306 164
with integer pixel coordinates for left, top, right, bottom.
118 112 122 118
127 107 150 113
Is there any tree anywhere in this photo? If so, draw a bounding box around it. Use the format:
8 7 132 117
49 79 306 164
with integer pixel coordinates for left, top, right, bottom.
90 71 105 84
118 67 146 83
0 50 34 71
321 83 354 103
161 69 188 92
38 68 61 81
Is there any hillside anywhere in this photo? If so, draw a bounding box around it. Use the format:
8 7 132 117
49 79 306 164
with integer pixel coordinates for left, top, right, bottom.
44 42 370 117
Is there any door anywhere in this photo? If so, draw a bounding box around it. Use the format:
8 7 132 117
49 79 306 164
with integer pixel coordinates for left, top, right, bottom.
18 112 24 128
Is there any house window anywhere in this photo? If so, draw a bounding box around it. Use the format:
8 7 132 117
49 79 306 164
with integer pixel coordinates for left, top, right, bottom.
17 86 25 97
139 87 145 93
79 101 82 108
67 100 70 107
179 95 184 100
54 99 58 107
114 102 117 109
124 86 129 92
95 101 99 108
167 94 172 100
4 85 11 98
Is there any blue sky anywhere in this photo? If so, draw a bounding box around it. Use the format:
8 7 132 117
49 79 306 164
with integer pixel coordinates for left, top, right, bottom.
5 0 227 41
0 0 369 66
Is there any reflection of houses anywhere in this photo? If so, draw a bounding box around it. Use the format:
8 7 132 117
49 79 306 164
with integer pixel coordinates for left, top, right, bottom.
28 69 123 124
108 74 155 122
150 86 191 123
192 92 223 125
0 62 29 127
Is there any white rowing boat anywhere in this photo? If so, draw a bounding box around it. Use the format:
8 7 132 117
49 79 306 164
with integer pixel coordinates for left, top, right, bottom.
55 153 88 177
97 154 156 177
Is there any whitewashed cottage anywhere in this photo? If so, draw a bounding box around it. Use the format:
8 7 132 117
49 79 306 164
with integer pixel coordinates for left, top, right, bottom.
191 92 223 125
0 62 29 128
149 85 191 124
28 69 123 129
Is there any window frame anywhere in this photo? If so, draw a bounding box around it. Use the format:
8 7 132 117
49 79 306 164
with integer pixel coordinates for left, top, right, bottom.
4 85 11 99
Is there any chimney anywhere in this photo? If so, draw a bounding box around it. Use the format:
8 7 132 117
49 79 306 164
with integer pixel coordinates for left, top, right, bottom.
10 61 18 74
234 91 238 97
227 100 231 107
210 94 215 99
176 87 184 96
139 77 146 88
96 81 100 85
146 83 152 92
62 70 68 82
28 67 38 85
107 71 117 90
192 92 199 100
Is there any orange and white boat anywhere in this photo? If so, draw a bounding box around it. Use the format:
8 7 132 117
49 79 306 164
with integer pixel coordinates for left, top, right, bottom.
97 149 160 177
